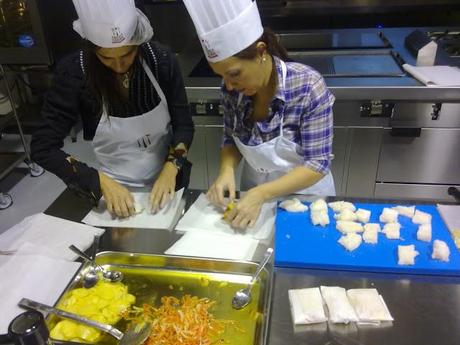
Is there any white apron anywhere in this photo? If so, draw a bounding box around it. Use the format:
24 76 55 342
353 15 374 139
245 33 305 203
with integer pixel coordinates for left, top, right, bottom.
233 60 336 196
92 59 172 187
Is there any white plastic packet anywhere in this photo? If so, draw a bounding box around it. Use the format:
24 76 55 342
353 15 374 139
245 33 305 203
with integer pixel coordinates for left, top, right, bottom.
288 288 327 325
346 289 394 323
320 286 358 324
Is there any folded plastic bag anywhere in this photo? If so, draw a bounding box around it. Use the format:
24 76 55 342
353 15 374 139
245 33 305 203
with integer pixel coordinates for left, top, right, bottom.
346 288 394 323
288 288 327 325
320 286 358 324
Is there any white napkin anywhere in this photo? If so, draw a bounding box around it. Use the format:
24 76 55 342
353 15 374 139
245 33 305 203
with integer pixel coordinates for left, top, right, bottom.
288 288 327 325
346 289 394 323
165 231 259 261
175 194 276 240
82 188 184 229
416 41 437 66
0 213 104 261
403 64 460 86
0 253 80 333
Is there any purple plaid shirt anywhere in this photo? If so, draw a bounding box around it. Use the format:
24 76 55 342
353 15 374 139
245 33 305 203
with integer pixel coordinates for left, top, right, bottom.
221 56 335 174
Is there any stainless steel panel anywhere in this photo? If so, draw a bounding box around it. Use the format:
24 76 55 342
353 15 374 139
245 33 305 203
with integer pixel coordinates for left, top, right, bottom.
392 103 460 128
205 126 223 188
187 126 208 190
346 128 383 197
331 128 349 196
375 182 459 202
377 128 460 184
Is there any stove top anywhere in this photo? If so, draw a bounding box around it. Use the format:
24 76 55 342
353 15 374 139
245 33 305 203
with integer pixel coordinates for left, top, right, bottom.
427 30 460 57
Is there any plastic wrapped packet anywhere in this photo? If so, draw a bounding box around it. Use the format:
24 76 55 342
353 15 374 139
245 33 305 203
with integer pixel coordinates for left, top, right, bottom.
346 289 394 323
320 286 358 324
288 288 327 325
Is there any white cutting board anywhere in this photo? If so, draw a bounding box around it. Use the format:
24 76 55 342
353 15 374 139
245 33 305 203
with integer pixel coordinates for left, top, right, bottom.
175 194 276 240
82 188 184 229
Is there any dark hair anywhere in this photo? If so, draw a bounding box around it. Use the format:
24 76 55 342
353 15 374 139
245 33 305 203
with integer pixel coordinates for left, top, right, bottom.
83 41 144 115
235 27 289 61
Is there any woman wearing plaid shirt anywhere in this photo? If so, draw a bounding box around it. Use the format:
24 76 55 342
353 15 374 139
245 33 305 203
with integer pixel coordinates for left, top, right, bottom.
184 1 335 229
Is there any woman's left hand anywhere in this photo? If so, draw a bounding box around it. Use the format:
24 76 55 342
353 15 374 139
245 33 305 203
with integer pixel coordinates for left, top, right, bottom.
150 162 178 213
225 187 266 230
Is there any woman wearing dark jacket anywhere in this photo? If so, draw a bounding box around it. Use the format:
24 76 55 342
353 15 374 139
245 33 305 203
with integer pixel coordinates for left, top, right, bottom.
32 0 194 218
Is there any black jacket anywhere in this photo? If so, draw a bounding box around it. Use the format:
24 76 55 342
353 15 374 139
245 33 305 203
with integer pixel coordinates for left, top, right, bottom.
31 41 194 202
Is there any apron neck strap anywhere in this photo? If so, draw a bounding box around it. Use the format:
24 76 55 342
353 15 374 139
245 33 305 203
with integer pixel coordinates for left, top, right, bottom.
141 58 167 104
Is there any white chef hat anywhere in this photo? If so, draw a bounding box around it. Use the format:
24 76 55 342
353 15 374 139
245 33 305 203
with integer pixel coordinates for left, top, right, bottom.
72 0 153 48
183 0 264 62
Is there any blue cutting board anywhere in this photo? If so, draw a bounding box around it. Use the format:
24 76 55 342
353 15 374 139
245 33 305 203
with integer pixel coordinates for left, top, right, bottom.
274 203 460 276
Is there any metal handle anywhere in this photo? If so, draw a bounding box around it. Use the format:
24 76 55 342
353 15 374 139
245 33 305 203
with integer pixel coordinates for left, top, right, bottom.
18 298 123 340
69 245 94 263
249 248 273 286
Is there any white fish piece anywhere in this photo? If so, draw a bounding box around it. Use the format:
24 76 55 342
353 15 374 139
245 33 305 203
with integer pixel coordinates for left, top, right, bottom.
412 210 432 225
310 199 328 212
379 208 398 223
288 288 327 325
338 233 362 251
363 226 379 244
364 223 381 233
356 208 371 223
383 223 401 239
334 209 358 222
279 198 308 213
311 211 330 227
134 202 144 214
398 245 419 265
416 223 432 242
393 205 415 218
432 239 450 262
336 220 363 234
320 286 359 324
328 201 356 213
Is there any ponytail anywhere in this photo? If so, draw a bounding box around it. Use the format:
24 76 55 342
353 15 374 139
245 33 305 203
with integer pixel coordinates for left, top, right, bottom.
235 27 289 61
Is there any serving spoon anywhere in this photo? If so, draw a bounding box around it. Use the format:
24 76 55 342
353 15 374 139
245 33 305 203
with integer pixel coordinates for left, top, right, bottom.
232 247 273 310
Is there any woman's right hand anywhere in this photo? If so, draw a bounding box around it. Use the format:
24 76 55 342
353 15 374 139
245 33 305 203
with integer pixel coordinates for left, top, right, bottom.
98 172 135 218
206 167 236 209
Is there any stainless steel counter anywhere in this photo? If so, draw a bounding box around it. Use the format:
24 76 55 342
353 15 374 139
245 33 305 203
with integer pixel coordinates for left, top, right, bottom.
45 189 460 345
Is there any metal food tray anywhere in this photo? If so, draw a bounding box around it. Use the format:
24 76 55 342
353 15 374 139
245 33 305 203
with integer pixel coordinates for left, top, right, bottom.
48 251 273 345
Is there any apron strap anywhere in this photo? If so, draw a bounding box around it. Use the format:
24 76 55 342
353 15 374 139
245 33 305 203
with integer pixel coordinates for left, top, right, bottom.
141 58 168 105
278 60 287 137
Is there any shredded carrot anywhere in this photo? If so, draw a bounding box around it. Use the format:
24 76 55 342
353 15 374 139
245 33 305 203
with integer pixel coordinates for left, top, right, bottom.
123 295 231 345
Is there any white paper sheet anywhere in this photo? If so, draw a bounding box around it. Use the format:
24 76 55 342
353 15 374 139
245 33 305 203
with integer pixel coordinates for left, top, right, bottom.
0 213 104 260
403 64 460 86
82 188 184 229
165 231 258 261
0 254 80 333
175 194 276 240
437 204 460 233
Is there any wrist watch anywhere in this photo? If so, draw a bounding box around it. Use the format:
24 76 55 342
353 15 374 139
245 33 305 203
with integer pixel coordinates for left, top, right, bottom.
167 156 185 171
